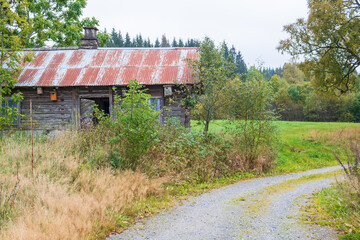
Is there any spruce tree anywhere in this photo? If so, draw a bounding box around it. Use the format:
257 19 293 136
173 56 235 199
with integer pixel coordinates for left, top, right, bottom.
124 33 132 47
222 41 229 60
171 37 178 47
155 38 160 47
178 39 184 47
110 28 118 47
235 51 247 78
137 34 144 47
132 38 137 47
118 30 124 47
160 34 170 47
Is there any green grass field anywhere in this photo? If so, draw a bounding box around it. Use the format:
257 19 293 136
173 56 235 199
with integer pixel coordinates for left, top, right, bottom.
191 120 360 174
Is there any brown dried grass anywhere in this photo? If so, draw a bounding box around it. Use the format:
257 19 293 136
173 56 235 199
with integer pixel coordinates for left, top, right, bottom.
308 127 360 145
0 131 163 240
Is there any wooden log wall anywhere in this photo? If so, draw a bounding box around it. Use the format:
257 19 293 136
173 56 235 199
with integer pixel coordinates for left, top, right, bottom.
19 87 73 131
16 85 190 131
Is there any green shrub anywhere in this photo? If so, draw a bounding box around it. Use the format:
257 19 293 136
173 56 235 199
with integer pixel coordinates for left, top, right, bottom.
95 80 160 170
228 67 279 170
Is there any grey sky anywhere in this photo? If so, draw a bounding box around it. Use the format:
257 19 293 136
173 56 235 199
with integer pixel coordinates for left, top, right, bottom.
83 0 309 68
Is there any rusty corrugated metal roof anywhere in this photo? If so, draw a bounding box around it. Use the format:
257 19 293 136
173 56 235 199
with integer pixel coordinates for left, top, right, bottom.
16 47 198 87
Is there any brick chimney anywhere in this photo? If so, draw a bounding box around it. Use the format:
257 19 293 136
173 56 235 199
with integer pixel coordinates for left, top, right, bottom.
80 27 99 49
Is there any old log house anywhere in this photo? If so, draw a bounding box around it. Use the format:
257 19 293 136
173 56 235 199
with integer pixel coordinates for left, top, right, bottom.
8 27 198 131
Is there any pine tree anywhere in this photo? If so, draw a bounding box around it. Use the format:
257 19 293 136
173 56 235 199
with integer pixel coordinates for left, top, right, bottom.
171 37 178 47
136 34 144 47
118 30 124 47
160 34 170 47
124 33 132 47
222 41 229 60
132 38 137 47
155 38 160 47
178 39 184 47
235 51 247 78
110 28 118 47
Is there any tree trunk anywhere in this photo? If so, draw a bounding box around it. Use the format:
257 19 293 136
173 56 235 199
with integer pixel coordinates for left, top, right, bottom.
204 120 210 135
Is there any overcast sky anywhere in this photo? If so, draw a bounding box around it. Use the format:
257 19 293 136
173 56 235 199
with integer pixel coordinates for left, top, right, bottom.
83 0 309 68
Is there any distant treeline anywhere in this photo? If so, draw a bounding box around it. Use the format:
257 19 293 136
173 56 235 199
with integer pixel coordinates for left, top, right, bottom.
103 28 200 48
103 28 248 77
267 63 360 122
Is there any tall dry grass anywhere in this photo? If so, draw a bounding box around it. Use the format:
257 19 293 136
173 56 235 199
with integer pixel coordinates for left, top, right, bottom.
0 131 163 240
308 127 360 145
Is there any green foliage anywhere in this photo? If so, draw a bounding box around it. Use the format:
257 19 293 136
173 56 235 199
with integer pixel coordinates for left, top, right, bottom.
97 31 111 47
97 80 160 170
279 0 360 93
228 67 279 169
282 63 306 84
25 0 99 47
0 0 33 129
188 37 236 134
140 122 244 183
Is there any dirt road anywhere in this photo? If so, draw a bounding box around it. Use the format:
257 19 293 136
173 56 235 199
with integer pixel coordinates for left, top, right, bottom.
108 166 341 240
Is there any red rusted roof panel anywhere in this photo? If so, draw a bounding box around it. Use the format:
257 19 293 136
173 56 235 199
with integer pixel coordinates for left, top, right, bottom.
143 50 161 66
99 68 121 85
128 50 144 66
163 50 181 66
120 67 138 85
89 50 107 67
138 66 157 83
59 68 82 86
18 69 38 85
158 67 179 84
37 69 57 86
48 52 65 69
103 50 123 67
16 48 199 87
68 51 85 66
78 68 100 85
29 52 49 68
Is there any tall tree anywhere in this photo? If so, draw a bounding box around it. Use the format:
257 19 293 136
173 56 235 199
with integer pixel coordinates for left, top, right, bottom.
124 32 131 47
0 0 32 128
171 37 178 47
110 28 117 47
235 51 247 78
178 38 184 47
279 0 360 93
24 0 98 47
154 38 160 48
136 34 143 47
282 63 306 84
160 34 170 47
188 37 236 134
117 30 124 47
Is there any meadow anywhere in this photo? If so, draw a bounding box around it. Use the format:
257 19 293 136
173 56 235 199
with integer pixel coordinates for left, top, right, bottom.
192 120 360 172
0 120 359 239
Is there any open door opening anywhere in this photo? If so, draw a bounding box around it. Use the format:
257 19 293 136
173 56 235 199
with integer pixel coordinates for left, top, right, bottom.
80 97 110 128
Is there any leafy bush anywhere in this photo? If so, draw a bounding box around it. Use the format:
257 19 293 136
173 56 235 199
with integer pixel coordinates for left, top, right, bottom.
228 67 279 170
92 80 160 170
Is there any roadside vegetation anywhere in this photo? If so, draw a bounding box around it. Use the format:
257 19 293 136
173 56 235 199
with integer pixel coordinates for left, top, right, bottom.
302 142 360 239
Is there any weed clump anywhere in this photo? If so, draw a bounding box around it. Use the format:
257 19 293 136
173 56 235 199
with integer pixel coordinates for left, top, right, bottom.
305 142 360 238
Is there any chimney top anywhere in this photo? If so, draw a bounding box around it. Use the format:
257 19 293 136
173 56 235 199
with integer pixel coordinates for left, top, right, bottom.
80 27 99 49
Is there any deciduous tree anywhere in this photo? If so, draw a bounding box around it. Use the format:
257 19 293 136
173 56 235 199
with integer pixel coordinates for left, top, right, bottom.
24 0 98 47
0 0 32 129
188 37 235 134
278 0 360 93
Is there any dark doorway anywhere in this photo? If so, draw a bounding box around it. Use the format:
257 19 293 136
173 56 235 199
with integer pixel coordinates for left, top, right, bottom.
80 97 110 128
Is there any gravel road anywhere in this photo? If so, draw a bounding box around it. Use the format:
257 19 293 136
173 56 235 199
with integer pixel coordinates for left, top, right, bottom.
108 166 342 240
